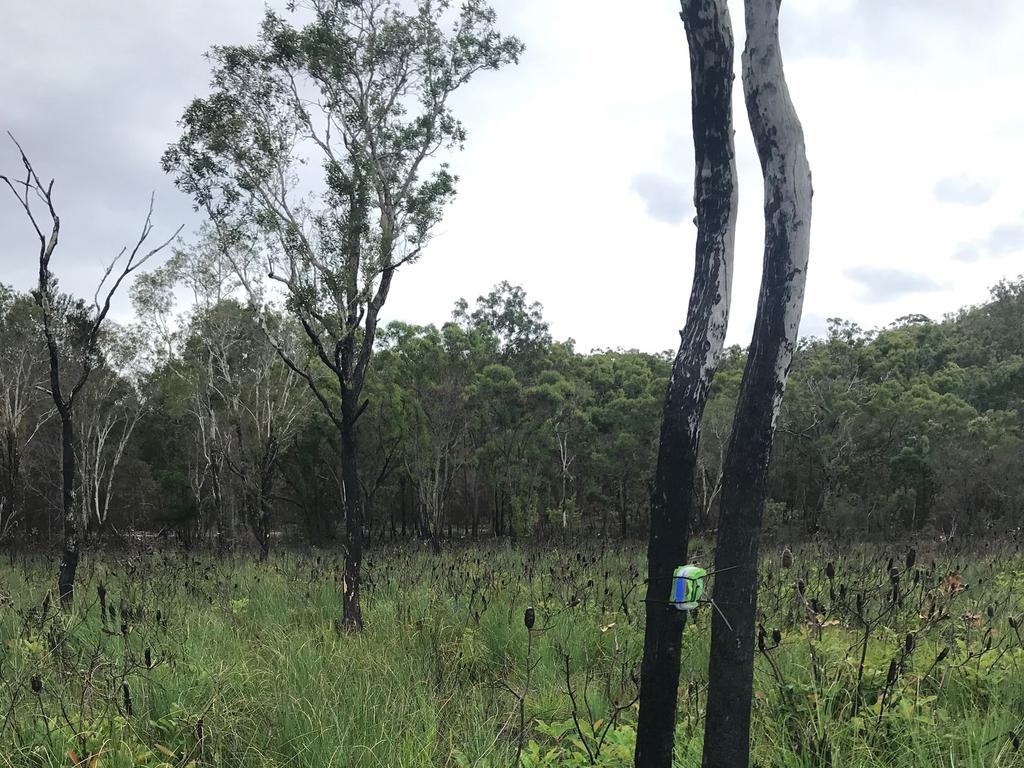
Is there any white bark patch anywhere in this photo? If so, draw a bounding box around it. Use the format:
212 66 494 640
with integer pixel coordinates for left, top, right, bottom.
744 0 813 433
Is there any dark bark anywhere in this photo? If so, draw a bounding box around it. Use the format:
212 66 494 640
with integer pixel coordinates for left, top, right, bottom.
300 488 336 546
619 480 628 539
3 147 176 603
701 0 812 764
38 239 81 605
0 428 22 543
210 450 229 555
235 427 278 561
634 1 737 766
339 391 363 629
256 523 270 562
401 476 408 538
471 476 479 539
255 482 273 562
56 412 78 603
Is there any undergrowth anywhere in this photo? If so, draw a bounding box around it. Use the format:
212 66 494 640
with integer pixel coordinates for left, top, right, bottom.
0 540 1022 766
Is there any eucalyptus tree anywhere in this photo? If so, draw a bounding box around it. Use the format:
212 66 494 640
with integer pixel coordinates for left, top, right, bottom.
529 365 587 532
208 302 309 560
453 283 552 536
165 0 522 628
0 287 50 546
180 318 234 553
134 240 244 551
75 326 148 536
634 0 738 762
467 362 554 537
455 281 553 372
1 138 180 602
379 322 472 550
585 352 663 538
701 0 813 763
693 352 742 531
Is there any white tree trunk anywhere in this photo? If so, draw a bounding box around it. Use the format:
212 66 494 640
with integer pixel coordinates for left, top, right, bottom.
635 0 739 764
701 0 812 764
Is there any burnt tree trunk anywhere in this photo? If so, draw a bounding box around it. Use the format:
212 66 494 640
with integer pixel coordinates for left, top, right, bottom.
619 480 628 540
1 428 23 547
401 476 408 538
39 243 82 605
634 0 738 765
56 410 79 603
470 469 480 540
339 390 363 629
701 0 812 764
4 145 177 604
36 223 82 605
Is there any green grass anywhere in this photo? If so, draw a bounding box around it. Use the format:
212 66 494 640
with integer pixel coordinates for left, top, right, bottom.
0 541 1022 767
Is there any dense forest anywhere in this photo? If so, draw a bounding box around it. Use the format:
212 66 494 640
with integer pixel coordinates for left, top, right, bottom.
2 274 1021 555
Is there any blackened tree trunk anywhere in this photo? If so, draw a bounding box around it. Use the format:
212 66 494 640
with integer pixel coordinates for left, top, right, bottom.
619 480 628 539
253 502 271 562
401 476 408 538
3 141 177 604
634 1 738 765
1 430 22 545
56 410 78 602
701 0 812 765
339 390 363 629
29 191 82 605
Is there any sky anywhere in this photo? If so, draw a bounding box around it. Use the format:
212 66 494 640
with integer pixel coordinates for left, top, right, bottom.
1 0 1022 354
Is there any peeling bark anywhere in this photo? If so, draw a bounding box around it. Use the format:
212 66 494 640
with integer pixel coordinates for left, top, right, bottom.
701 0 813 764
634 0 738 764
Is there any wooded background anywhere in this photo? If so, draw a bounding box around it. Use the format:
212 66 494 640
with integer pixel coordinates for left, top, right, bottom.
2 277 1021 553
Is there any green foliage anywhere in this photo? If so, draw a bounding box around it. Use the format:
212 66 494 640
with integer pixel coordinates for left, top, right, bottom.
769 283 1024 538
5 272 1024 546
2 542 1022 766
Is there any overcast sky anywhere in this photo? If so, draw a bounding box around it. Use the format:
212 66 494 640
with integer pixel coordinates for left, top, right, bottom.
1 1 1022 353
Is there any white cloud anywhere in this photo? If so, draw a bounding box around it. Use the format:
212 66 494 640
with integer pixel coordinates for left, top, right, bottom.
955 218 1024 262
934 176 996 206
845 267 942 304
1 0 1023 352
631 173 692 225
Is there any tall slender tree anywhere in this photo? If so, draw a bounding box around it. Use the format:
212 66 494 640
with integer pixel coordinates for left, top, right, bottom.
634 0 738 764
76 329 147 537
701 0 813 763
1 137 179 602
165 0 522 628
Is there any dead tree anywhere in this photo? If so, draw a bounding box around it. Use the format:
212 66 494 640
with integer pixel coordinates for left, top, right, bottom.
701 0 813 764
1 135 180 603
634 0 738 765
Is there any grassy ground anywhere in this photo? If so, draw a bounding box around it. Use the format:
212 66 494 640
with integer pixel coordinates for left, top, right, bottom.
0 540 1022 767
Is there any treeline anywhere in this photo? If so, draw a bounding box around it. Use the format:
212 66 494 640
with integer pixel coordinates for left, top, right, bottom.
1 276 1022 552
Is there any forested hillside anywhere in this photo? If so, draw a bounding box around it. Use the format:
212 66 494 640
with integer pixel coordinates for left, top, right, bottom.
2 276 1021 552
